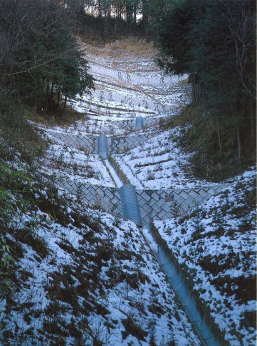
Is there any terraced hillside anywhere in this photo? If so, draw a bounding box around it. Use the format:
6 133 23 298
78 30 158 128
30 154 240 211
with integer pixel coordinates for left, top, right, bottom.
1 38 255 345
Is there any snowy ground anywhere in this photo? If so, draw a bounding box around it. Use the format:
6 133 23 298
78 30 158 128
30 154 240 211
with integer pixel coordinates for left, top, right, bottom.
113 127 226 191
154 169 256 345
43 143 115 188
65 41 191 136
0 41 201 345
0 188 199 345
36 49 193 190
1 39 255 345
113 127 195 189
72 48 191 119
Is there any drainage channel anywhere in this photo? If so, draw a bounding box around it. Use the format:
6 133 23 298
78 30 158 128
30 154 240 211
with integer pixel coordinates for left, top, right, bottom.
102 159 123 188
119 184 142 226
96 134 221 346
97 134 109 159
135 116 144 130
97 135 123 188
142 225 222 346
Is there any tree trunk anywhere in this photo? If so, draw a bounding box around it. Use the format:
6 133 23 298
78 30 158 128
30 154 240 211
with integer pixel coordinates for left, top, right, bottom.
126 5 133 25
133 5 137 24
63 96 67 110
217 122 222 153
236 127 241 163
142 0 149 26
57 89 61 107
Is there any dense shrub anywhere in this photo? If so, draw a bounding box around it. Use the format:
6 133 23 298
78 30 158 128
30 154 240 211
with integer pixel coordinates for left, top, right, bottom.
156 0 256 180
0 0 93 114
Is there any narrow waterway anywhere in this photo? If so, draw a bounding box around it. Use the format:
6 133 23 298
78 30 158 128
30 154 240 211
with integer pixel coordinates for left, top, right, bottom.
142 225 222 346
102 145 222 344
97 134 109 159
96 130 223 345
119 184 142 226
135 116 144 129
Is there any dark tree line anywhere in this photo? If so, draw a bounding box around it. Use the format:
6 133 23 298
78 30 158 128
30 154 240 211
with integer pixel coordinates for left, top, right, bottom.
0 0 93 114
62 0 165 37
0 0 255 180
156 0 256 180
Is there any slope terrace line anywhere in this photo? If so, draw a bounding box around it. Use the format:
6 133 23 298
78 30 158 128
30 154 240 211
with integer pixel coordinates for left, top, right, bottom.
88 58 159 73
81 97 155 114
94 77 169 106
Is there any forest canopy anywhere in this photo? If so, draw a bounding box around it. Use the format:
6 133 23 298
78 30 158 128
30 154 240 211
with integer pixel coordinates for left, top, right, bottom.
0 0 94 114
0 0 255 179
156 0 256 179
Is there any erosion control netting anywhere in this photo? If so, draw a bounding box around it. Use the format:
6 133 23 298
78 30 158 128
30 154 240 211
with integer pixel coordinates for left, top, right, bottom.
41 126 226 226
54 177 224 226
43 129 98 154
110 133 153 154
136 186 224 224
57 178 123 219
41 126 159 154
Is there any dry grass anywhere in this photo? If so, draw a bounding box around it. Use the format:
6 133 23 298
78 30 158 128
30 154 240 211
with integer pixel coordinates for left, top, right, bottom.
159 105 197 130
27 106 87 128
105 37 157 57
80 36 157 59
176 77 189 86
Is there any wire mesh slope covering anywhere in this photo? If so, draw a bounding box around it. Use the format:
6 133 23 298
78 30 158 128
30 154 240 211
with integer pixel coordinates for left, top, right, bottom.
136 185 226 223
143 117 162 127
54 132 97 153
90 118 136 132
43 130 98 154
110 133 153 154
57 179 123 219
40 120 163 155
105 119 137 130
56 179 226 225
42 127 155 155
86 116 161 132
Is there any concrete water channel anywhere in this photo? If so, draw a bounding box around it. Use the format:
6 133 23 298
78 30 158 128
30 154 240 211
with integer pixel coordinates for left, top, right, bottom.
95 123 223 346
142 226 222 346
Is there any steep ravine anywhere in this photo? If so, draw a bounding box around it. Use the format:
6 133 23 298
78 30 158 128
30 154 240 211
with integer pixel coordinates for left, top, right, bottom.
97 133 224 346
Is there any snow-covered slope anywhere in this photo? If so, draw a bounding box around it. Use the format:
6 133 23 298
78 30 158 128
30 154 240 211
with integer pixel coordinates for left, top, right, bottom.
114 127 225 191
154 169 256 345
0 187 199 345
1 38 255 346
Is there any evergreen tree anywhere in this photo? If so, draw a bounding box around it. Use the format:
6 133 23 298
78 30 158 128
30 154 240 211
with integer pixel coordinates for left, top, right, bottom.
0 0 94 114
156 0 256 179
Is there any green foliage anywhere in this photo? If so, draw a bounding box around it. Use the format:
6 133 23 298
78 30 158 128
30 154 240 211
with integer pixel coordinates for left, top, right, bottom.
157 0 256 97
180 106 255 180
0 0 94 114
0 98 47 164
156 0 256 180
189 0 255 108
156 0 194 74
0 0 95 297
76 0 164 37
0 165 26 297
